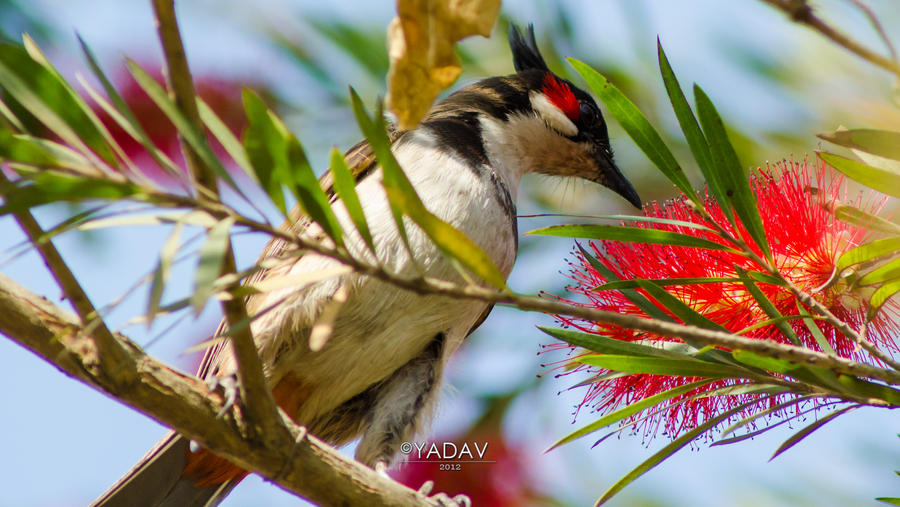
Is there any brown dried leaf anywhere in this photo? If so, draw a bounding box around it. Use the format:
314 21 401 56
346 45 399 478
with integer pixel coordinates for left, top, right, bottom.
387 0 501 129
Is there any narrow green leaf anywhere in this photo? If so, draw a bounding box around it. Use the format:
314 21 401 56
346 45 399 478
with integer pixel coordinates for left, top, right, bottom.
869 277 900 320
837 237 900 272
634 279 728 332
579 354 743 378
694 85 770 258
349 88 506 288
191 217 234 314
529 224 733 251
520 214 713 231
770 405 858 460
859 257 900 286
596 273 780 292
837 375 900 405
539 326 696 360
329 147 375 255
595 276 740 291
736 266 801 345
796 300 836 354
197 97 254 180
575 243 672 322
656 42 712 208
348 88 413 261
876 498 900 506
568 58 695 199
127 60 239 191
285 133 344 247
817 129 900 163
0 171 139 215
147 222 183 327
819 151 900 199
597 399 760 505
78 36 182 180
832 204 900 235
699 383 788 398
548 379 714 450
732 350 800 374
0 41 115 166
242 89 286 213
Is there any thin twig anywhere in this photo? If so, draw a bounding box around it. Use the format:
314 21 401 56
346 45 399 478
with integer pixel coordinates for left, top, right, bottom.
846 0 897 62
0 170 134 375
760 0 900 79
150 0 287 443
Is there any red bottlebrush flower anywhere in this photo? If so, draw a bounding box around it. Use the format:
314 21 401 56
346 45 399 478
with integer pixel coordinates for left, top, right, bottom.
551 159 899 439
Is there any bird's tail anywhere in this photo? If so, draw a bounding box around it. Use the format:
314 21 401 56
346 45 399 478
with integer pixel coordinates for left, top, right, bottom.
90 431 241 507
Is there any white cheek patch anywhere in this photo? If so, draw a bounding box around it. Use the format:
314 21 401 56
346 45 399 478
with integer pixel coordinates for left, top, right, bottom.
529 91 578 137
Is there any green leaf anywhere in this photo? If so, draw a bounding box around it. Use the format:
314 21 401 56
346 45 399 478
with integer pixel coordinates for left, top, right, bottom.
568 58 696 200
529 224 733 251
859 257 900 286
191 217 234 314
736 266 801 345
634 279 728 332
539 326 697 360
284 132 344 247
147 221 184 327
242 89 287 212
349 88 506 288
837 375 900 405
548 379 714 450
127 60 239 192
876 498 900 506
596 273 779 292
732 350 800 374
0 171 139 215
817 129 900 163
78 36 182 180
656 42 714 209
694 85 770 259
596 399 760 505
819 151 900 199
837 237 900 272
832 204 900 235
575 243 672 322
329 147 375 255
579 354 744 378
796 300 836 354
197 97 254 180
0 41 116 166
520 213 713 231
869 277 900 320
770 405 858 460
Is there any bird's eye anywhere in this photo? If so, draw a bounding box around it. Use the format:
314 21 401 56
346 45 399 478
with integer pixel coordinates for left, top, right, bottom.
579 102 597 126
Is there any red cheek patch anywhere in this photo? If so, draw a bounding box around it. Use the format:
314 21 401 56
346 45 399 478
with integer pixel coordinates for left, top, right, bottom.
542 73 579 121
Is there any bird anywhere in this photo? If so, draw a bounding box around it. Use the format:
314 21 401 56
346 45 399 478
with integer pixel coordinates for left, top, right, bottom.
92 23 641 507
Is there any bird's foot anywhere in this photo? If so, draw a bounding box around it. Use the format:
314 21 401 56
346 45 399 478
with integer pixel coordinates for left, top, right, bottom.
206 373 240 418
418 480 471 507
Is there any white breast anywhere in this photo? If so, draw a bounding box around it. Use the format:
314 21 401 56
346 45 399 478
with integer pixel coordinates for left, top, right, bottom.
232 132 519 422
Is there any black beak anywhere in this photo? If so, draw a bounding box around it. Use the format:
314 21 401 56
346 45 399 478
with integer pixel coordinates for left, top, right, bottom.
598 157 642 209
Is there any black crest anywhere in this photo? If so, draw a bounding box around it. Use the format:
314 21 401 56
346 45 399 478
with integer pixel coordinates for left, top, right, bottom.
509 24 549 73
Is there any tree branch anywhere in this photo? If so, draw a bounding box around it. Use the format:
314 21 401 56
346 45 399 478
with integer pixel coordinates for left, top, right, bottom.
150 0 285 442
760 0 900 79
0 272 430 506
